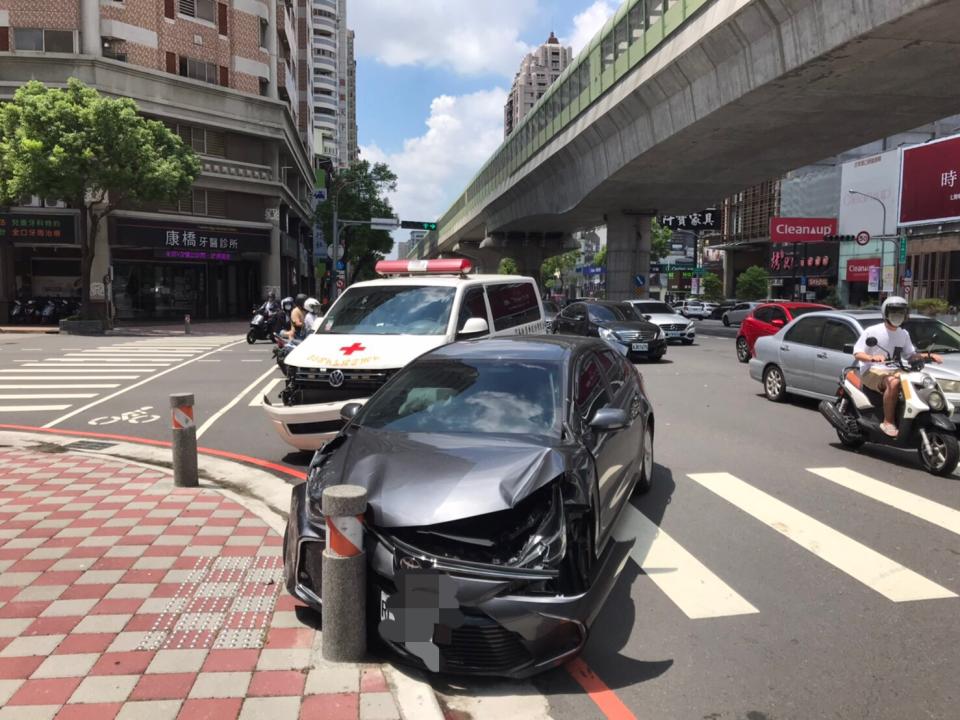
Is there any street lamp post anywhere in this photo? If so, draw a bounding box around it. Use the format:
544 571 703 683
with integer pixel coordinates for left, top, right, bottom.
330 178 359 302
848 188 898 295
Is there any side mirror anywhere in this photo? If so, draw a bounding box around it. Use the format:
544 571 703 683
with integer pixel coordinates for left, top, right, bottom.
589 406 629 431
340 402 363 422
643 314 652 321
866 337 878 347
771 319 784 327
457 317 489 338
842 343 854 354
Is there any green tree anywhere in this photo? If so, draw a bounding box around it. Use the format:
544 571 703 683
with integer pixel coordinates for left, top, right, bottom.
498 257 519 275
702 272 724 302
0 79 200 321
735 266 770 300
593 246 606 268
540 250 579 288
650 219 671 262
317 160 398 283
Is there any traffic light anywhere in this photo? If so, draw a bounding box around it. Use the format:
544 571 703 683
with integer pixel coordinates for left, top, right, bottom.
823 234 856 242
400 221 438 231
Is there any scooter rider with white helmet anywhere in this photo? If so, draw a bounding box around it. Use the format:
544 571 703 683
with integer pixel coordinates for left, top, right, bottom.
303 297 321 333
852 295 944 437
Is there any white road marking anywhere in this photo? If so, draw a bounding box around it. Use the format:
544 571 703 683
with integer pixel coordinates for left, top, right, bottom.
0 375 141 380
0 384 120 389
612 502 758 619
0 369 144 373
0 404 72 412
0 393 97 399
42 340 245 428
249 377 283 406
241 359 262 362
196 365 280 439
19 348 43 351
688 472 957 602
197 360 221 363
808 467 960 537
43 359 172 364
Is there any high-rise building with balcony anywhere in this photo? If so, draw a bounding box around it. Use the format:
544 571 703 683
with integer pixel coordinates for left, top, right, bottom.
504 32 572 138
310 0 356 168
0 0 317 323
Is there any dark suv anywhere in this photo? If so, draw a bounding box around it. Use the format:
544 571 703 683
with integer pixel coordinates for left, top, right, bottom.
553 301 666 361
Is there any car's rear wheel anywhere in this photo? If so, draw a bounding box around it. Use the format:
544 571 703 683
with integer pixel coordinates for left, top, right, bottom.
736 336 750 363
763 365 786 402
635 423 654 495
722 316 730 327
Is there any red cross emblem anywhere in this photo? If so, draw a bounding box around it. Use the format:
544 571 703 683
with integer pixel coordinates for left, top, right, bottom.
340 342 366 356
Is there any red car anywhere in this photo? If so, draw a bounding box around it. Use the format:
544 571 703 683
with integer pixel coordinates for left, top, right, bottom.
735 302 832 362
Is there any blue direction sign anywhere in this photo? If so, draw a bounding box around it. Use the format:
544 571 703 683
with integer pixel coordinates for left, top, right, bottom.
336 259 346 271
904 267 913 280
634 274 646 288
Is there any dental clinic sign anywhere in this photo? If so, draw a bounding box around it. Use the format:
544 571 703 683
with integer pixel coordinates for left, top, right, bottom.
900 134 960 226
769 217 837 243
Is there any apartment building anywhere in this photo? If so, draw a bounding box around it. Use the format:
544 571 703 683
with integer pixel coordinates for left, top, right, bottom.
310 0 355 168
504 32 572 138
0 0 316 323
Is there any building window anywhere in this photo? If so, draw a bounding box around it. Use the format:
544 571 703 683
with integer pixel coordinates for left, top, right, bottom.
13 28 74 53
160 188 226 217
259 18 268 48
179 0 216 23
179 55 219 85
259 77 270 96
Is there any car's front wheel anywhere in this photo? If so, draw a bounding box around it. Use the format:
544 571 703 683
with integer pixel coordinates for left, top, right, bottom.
722 316 730 327
736 336 750 363
763 365 786 402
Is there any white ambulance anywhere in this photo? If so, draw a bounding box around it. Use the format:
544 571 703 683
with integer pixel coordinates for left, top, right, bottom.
262 258 546 450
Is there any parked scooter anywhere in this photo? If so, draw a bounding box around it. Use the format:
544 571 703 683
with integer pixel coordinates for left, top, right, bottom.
819 337 960 476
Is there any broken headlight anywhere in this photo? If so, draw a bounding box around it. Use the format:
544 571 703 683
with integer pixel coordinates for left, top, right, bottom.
509 484 567 570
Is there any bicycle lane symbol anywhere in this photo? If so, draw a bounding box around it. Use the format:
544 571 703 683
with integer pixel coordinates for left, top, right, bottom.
88 406 161 426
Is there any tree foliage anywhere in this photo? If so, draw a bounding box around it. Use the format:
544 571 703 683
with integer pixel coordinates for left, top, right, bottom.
317 160 397 282
0 79 200 320
593 246 606 268
735 266 770 300
650 219 671 263
498 257 519 275
541 250 579 288
702 272 724 302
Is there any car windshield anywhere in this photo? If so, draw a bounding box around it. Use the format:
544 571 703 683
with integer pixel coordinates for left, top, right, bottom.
590 304 638 322
905 320 960 352
319 285 456 335
358 359 562 437
633 302 675 314
790 306 827 319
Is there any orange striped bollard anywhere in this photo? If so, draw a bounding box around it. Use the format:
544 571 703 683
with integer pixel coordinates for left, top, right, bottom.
170 393 198 488
322 485 368 662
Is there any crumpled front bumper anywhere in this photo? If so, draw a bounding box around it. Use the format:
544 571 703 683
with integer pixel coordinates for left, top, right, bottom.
262 396 364 451
282 484 626 678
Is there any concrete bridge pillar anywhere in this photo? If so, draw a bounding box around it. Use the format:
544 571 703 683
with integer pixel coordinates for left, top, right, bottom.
723 250 736 298
449 244 508 274
606 213 652 301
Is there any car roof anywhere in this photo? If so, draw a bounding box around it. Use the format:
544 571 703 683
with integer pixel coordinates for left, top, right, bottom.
425 335 604 362
759 301 831 310
348 274 536 289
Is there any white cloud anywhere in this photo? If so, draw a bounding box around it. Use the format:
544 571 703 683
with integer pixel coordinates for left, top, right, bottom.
350 0 538 77
361 88 507 252
564 0 617 57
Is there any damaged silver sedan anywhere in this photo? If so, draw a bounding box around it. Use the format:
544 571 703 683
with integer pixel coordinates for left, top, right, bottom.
283 336 654 677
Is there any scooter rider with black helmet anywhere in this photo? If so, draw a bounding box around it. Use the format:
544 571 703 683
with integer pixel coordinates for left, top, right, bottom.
852 295 944 437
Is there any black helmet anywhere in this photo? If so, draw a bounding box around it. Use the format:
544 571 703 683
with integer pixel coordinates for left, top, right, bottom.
295 293 308 308
882 295 909 328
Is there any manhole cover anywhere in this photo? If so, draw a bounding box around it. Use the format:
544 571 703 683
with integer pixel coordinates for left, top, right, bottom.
65 440 117 451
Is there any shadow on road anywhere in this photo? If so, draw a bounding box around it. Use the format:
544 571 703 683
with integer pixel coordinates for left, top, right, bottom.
282 450 314 468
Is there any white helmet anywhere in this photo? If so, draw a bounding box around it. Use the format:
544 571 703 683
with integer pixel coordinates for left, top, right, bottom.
881 295 909 328
304 297 321 313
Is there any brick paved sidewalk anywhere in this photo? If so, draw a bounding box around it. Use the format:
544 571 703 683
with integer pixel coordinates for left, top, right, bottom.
0 447 402 720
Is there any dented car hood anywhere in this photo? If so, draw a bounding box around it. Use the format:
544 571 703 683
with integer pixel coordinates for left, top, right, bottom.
311 428 570 527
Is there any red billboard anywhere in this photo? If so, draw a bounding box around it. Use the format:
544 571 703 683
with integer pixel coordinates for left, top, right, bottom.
846 257 881 282
899 134 960 226
769 217 838 243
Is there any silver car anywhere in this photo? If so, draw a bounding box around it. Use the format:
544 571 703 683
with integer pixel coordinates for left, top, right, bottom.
625 300 695 344
749 310 960 407
722 302 759 327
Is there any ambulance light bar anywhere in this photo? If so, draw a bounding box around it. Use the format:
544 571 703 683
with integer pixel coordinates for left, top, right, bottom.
375 259 473 275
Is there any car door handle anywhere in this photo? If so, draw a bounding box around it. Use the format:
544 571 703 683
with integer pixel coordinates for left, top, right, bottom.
816 352 828 359
780 345 790 352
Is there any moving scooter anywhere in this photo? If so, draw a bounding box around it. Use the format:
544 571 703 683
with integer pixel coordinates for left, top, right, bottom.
819 337 960 476
247 307 284 344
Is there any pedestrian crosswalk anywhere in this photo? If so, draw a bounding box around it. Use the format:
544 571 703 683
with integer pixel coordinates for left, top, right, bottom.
619 467 959 620
0 337 240 418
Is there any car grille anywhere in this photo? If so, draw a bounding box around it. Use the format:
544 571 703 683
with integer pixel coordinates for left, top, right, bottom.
616 329 658 342
662 323 687 331
288 420 344 436
440 617 532 674
294 367 395 391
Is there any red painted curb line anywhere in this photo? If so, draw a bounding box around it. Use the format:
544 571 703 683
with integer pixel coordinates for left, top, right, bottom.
565 657 637 720
0 424 307 481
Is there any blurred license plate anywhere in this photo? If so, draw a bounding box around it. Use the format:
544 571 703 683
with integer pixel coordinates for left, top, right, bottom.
666 331 681 337
631 342 648 351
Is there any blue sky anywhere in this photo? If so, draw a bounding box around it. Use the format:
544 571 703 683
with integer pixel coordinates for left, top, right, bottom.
349 0 617 250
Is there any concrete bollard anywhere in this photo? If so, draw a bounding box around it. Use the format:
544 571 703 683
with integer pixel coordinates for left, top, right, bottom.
322 485 367 662
184 314 191 334
170 393 198 488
